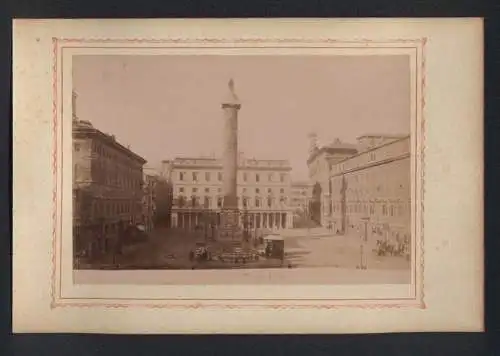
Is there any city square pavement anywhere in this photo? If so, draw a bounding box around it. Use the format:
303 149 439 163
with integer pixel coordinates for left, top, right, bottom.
112 227 410 272
76 227 411 284
280 228 410 271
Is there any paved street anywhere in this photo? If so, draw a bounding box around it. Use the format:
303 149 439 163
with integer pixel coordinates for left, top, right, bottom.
82 227 409 274
281 228 410 271
76 227 411 284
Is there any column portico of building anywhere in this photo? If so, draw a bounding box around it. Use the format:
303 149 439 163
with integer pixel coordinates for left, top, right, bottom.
171 212 178 228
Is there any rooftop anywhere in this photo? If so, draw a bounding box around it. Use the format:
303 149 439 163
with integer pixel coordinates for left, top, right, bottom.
73 119 147 164
357 133 408 140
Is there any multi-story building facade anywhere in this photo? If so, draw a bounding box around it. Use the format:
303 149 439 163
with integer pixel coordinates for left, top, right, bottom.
329 135 411 246
142 173 157 233
290 181 312 212
72 92 146 260
162 154 294 232
290 181 313 228
307 133 358 226
142 166 173 230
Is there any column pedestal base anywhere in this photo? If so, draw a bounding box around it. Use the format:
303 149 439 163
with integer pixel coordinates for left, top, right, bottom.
217 209 243 247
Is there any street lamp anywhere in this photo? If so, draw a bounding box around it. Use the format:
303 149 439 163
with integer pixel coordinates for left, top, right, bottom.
359 216 370 270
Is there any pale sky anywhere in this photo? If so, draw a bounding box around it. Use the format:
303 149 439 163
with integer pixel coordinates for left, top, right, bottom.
73 55 410 180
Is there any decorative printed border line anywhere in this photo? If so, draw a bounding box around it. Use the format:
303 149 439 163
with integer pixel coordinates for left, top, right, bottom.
51 37 59 309
51 301 421 310
51 37 427 310
56 37 424 45
420 37 428 309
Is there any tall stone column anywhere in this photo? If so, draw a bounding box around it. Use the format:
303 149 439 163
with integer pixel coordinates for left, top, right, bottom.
221 80 240 209
218 79 243 244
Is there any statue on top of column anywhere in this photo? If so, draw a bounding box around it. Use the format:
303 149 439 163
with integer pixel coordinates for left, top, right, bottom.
223 78 240 107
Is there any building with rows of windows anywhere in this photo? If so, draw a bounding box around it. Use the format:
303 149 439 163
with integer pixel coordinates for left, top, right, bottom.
72 91 146 261
289 181 313 227
328 134 411 246
162 154 294 232
306 133 359 226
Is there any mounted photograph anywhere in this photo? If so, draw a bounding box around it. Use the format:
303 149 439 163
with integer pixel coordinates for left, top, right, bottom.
13 19 483 334
71 54 413 285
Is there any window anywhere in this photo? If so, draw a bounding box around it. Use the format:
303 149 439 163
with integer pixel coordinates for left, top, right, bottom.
218 188 222 193
268 173 273 181
268 188 272 194
218 172 222 181
192 188 198 193
243 172 247 182
256 174 260 182
255 198 261 207
204 196 210 208
179 187 184 193
217 197 223 208
267 197 272 208
280 174 285 182
192 172 198 182
242 188 247 193
74 143 81 152
191 196 197 207
179 172 184 181
243 197 248 208
382 204 387 216
255 188 260 194
205 188 210 193
205 172 211 181
390 205 394 217
280 188 284 194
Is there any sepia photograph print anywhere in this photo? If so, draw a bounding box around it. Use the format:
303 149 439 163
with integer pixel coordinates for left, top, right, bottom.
13 19 483 333
72 54 413 285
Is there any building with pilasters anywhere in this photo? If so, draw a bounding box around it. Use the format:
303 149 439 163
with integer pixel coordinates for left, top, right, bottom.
306 133 358 226
329 134 411 247
162 155 294 232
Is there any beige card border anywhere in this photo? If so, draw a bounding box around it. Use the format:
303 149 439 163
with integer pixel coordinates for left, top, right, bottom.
51 37 426 310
